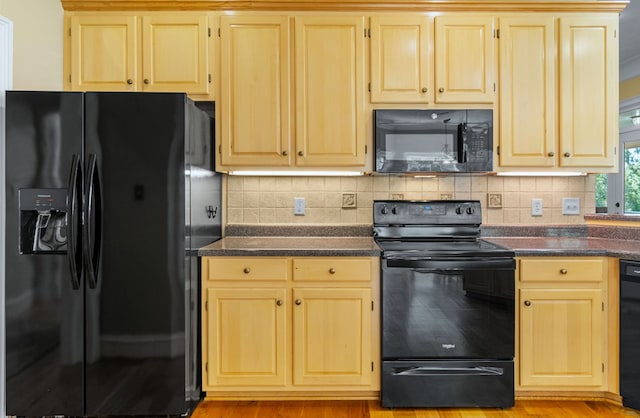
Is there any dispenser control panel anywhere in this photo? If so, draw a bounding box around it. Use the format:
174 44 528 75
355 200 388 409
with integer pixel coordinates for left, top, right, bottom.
19 188 68 211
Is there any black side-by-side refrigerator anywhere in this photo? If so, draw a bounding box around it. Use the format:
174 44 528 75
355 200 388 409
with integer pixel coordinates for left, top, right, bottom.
4 91 221 417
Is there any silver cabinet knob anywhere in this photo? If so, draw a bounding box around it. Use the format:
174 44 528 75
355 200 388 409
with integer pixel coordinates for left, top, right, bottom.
560 268 568 275
564 152 571 158
298 151 304 157
282 150 288 156
421 87 428 93
126 79 133 85
524 300 531 306
548 152 555 157
295 299 302 305
243 267 251 274
143 78 150 85
276 300 283 306
329 268 336 274
438 87 444 93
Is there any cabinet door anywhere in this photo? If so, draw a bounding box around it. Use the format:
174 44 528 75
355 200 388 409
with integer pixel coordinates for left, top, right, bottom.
141 14 210 95
558 15 618 169
519 288 603 387
292 287 372 386
204 288 287 387
498 16 556 167
434 15 495 103
370 15 431 103
69 15 137 91
219 15 292 167
295 16 366 166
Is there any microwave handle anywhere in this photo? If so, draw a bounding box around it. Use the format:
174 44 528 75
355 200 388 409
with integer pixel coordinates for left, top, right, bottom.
457 123 466 163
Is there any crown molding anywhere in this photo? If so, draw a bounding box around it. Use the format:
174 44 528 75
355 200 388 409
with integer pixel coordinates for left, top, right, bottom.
60 0 629 12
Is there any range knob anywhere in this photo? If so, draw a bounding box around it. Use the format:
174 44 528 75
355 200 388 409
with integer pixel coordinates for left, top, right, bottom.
455 206 464 215
381 206 399 215
466 207 474 215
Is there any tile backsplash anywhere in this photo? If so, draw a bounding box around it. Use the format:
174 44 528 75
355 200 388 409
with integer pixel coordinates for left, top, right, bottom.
225 174 595 225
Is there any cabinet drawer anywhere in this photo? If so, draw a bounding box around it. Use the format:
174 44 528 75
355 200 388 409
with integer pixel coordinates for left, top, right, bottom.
293 258 371 282
203 257 290 281
519 258 605 283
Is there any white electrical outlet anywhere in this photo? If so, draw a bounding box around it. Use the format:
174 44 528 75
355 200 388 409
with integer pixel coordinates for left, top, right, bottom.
294 197 305 215
531 198 543 216
562 197 580 215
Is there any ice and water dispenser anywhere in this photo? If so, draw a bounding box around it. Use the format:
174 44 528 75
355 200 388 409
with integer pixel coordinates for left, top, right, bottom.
19 188 68 254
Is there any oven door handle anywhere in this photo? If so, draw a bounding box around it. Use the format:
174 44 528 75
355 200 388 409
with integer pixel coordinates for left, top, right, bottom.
414 268 461 275
393 366 504 377
386 258 515 270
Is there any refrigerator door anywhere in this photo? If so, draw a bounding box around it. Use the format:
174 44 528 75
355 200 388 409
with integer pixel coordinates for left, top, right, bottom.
4 91 85 416
83 92 189 416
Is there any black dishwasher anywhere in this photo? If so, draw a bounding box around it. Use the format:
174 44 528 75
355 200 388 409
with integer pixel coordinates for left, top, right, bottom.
621 260 640 410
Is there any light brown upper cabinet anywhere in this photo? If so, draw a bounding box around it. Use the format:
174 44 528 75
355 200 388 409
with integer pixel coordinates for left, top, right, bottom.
498 14 618 172
369 14 494 104
67 13 212 98
294 16 367 167
369 15 432 103
217 14 367 170
558 15 618 170
498 15 557 168
218 15 291 167
434 15 496 104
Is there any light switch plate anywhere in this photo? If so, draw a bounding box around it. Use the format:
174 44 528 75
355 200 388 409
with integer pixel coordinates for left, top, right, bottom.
531 198 543 216
562 197 580 215
294 197 305 215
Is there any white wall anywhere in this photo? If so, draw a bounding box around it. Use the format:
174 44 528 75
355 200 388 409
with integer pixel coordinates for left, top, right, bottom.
0 0 63 90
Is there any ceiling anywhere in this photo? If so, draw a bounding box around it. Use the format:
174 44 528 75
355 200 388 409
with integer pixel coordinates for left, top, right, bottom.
619 0 640 74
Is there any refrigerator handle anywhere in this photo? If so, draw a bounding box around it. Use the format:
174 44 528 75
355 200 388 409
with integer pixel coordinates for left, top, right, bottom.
84 153 102 289
66 154 82 290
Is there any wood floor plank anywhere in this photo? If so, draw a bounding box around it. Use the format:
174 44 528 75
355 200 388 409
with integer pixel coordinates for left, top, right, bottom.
192 399 640 417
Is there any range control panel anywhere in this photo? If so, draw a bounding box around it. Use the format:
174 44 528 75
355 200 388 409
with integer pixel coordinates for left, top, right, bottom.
373 200 482 226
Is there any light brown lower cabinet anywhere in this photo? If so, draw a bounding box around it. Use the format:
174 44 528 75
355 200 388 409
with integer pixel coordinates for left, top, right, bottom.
516 256 619 398
201 256 380 399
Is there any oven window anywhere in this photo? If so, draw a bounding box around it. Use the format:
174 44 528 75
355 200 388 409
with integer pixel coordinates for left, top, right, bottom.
381 266 514 360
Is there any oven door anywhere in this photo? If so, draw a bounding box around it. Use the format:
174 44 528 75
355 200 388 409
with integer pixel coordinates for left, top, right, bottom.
381 256 515 360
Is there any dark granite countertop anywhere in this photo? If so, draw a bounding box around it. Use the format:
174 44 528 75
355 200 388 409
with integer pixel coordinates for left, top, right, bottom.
198 224 640 260
483 237 640 261
198 236 381 257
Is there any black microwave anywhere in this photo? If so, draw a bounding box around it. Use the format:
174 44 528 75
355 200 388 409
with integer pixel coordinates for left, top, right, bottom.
374 109 493 174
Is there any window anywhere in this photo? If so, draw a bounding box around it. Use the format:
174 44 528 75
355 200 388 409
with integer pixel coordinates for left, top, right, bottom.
596 98 640 214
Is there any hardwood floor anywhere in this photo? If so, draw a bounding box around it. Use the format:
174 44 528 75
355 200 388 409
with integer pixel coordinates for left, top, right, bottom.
192 399 640 418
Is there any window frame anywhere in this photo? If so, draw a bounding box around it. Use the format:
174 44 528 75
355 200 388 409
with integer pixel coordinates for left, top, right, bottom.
607 96 640 214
